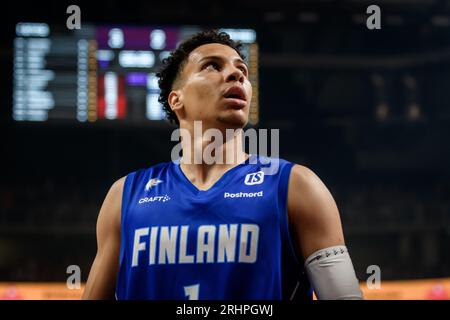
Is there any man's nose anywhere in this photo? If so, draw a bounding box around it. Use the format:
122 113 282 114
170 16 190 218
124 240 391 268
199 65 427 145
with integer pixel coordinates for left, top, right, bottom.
225 66 244 84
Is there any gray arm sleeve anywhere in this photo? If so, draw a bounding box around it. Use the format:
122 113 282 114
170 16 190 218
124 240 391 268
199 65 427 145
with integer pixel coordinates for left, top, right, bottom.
304 245 364 300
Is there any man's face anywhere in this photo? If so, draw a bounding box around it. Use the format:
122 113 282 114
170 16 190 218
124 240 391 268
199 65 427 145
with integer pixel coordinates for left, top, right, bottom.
171 43 252 129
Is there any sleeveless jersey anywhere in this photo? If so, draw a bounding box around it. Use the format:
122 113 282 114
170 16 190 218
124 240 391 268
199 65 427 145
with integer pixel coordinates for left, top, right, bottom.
116 154 312 300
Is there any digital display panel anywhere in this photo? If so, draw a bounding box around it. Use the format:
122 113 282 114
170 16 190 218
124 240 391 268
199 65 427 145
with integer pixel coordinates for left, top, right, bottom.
13 23 259 124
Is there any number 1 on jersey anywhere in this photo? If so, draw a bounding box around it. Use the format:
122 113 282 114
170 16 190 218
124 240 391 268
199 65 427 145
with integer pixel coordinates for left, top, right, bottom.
184 284 200 300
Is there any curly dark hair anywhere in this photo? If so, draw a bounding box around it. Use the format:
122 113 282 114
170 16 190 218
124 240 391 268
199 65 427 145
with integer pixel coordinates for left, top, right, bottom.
156 30 245 126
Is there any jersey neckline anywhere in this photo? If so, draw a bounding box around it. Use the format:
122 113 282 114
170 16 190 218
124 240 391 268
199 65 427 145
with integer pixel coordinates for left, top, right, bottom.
170 154 257 198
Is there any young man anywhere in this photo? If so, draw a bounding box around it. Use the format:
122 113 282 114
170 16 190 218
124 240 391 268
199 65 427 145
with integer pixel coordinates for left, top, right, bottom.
82 30 363 300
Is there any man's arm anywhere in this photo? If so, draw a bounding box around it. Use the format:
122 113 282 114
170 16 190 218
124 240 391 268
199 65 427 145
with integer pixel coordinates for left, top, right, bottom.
82 177 125 300
287 164 363 300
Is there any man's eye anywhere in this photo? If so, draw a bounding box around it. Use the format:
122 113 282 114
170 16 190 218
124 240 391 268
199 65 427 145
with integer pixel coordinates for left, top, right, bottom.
204 62 220 70
238 66 248 75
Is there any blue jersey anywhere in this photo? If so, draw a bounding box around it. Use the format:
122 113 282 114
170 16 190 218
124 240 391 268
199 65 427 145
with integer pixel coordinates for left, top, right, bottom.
116 155 312 300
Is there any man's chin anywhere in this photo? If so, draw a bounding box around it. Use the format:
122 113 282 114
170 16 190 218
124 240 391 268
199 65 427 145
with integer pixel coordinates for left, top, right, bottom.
217 113 248 129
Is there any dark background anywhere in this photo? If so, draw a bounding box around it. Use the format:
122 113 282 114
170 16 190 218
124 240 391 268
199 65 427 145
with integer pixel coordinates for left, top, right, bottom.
0 0 449 283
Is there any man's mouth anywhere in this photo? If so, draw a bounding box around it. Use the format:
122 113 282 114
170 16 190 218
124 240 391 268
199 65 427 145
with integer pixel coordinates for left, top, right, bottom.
223 86 247 109
223 86 247 102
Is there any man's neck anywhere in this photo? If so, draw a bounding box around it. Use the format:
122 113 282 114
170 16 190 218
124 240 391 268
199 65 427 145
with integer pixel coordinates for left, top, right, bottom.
178 126 248 190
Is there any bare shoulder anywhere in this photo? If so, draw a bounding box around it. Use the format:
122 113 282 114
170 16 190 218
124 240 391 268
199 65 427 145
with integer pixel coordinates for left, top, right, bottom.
97 176 127 232
289 164 320 184
288 164 336 206
104 176 126 206
110 176 127 196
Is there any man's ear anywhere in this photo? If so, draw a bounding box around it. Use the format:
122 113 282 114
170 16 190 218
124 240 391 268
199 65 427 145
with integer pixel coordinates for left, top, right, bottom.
168 90 183 113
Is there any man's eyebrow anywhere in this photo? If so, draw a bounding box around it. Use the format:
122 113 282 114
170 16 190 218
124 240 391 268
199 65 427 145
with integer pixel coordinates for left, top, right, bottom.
234 57 247 66
198 55 247 66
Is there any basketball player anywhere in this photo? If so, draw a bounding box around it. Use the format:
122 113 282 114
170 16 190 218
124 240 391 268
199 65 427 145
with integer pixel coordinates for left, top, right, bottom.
82 30 363 300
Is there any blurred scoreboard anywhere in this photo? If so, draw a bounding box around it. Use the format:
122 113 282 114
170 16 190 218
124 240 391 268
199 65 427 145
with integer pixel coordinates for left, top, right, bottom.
13 23 259 125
